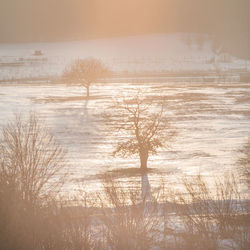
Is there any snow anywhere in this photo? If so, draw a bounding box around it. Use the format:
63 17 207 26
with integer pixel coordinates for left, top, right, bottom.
0 33 249 81
0 81 249 194
0 33 249 194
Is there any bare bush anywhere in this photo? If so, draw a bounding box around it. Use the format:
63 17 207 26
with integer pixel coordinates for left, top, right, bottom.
0 112 66 250
38 193 99 250
168 174 250 250
98 176 162 250
0 112 66 203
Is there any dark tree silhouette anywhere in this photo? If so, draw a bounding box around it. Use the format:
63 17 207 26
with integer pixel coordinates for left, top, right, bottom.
112 92 174 171
63 58 109 98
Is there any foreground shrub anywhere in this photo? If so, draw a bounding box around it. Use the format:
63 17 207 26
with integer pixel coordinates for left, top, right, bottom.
168 174 250 250
98 176 161 250
0 113 66 250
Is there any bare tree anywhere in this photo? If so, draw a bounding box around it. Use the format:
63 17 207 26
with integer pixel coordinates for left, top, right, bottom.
111 91 174 171
0 112 66 205
63 58 110 98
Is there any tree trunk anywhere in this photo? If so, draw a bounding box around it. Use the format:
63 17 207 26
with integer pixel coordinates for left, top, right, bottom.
86 86 90 98
140 150 148 171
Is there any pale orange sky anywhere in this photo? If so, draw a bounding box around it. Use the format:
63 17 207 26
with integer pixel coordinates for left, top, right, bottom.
0 0 249 58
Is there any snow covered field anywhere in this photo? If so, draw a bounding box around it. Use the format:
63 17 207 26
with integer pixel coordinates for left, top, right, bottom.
0 34 249 194
0 34 249 81
0 81 249 194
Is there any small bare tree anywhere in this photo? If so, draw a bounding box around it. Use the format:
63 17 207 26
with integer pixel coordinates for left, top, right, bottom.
63 58 110 98
111 92 174 171
0 112 66 204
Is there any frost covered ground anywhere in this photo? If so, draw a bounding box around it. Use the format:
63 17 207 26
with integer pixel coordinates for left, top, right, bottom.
0 34 249 194
0 33 249 81
0 81 249 194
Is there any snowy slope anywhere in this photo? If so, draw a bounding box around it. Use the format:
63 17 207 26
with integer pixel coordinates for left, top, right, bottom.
0 33 249 81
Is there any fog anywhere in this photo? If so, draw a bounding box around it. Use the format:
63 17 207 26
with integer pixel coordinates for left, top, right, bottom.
0 0 249 58
1 1 250 249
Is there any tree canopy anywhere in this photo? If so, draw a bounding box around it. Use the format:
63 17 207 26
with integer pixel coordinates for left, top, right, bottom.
63 58 109 97
109 91 175 170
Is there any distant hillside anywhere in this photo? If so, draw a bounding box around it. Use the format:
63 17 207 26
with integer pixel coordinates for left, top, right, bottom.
0 0 249 59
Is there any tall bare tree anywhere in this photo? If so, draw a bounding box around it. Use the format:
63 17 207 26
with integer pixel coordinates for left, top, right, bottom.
0 112 66 204
111 92 174 171
63 58 110 98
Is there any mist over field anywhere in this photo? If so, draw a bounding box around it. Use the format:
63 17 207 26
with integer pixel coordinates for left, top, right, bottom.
1 0 250 58
0 1 249 249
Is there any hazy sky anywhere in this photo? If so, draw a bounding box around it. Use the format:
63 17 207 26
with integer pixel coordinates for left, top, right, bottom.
0 0 249 58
